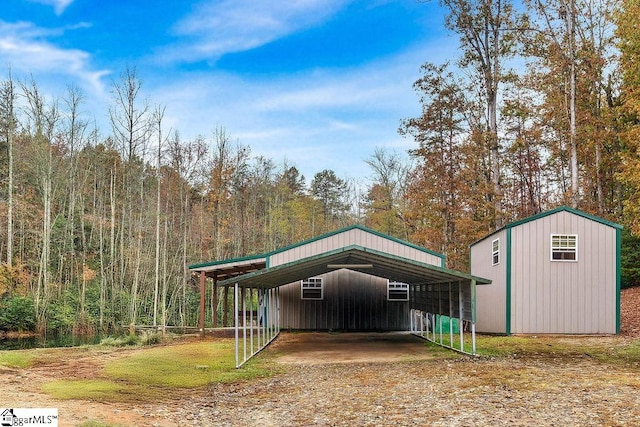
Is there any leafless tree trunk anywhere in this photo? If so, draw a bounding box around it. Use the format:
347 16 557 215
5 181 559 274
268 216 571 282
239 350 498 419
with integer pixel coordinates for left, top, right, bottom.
1 71 16 266
566 0 579 207
152 105 167 326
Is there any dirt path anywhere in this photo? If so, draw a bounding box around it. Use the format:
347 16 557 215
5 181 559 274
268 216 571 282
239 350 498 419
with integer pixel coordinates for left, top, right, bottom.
271 331 437 365
3 332 640 426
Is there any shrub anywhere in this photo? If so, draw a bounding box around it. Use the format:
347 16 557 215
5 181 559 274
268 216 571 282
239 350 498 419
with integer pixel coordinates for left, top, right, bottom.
139 331 162 345
99 334 140 347
0 296 36 332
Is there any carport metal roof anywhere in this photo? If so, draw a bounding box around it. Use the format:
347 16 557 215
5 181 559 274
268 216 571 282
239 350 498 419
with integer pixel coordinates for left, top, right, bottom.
215 245 490 289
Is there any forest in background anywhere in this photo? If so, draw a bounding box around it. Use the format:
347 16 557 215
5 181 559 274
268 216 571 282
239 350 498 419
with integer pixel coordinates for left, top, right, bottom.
1 0 640 335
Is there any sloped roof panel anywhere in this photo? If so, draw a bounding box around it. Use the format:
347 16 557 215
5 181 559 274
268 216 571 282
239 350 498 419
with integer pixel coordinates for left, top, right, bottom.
217 245 490 289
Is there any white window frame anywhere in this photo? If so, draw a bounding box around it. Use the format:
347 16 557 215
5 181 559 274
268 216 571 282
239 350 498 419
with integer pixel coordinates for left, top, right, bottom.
301 277 323 300
492 238 500 266
550 234 578 262
387 281 409 301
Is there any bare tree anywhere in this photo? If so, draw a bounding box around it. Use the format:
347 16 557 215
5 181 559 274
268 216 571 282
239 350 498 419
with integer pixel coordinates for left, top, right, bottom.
21 78 61 328
0 69 16 266
109 66 151 326
434 0 523 226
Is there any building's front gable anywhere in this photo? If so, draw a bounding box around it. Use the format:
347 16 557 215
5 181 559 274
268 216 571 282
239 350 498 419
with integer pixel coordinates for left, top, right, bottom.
268 225 445 269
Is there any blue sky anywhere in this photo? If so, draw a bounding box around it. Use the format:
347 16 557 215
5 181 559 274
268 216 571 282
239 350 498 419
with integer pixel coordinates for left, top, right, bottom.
2 0 455 183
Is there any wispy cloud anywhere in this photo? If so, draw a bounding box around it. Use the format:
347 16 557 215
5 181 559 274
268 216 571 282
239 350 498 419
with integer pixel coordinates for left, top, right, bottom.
0 20 108 96
29 0 74 15
147 42 448 178
160 0 351 63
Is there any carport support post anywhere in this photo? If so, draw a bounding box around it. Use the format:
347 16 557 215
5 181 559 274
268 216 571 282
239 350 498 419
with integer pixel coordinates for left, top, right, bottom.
471 279 477 355
448 282 453 346
199 271 206 337
257 289 262 348
276 286 280 335
212 276 218 328
249 287 254 356
472 322 476 355
242 286 247 362
438 284 443 345
234 283 239 368
459 282 464 353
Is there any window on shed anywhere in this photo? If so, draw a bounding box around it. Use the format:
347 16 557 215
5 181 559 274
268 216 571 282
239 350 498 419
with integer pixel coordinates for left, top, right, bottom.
551 234 577 261
388 281 409 301
492 238 500 265
301 277 323 300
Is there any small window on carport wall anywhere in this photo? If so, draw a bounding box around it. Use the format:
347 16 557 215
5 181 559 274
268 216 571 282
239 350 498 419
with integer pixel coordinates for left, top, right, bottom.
387 281 409 301
301 277 323 300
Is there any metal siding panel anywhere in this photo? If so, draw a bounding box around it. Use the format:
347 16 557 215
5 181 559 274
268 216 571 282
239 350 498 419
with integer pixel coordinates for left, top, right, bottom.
278 269 404 331
471 230 507 333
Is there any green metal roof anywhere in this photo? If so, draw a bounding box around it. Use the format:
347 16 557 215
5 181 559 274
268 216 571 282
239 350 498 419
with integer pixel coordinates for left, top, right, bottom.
217 245 490 289
470 206 623 247
188 253 267 270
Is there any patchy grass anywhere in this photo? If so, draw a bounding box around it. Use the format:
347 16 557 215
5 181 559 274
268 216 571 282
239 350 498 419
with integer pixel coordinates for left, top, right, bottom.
42 379 124 400
1 344 124 369
599 339 640 367
475 334 640 366
103 339 272 388
40 338 276 402
42 378 170 403
0 350 36 368
421 338 465 359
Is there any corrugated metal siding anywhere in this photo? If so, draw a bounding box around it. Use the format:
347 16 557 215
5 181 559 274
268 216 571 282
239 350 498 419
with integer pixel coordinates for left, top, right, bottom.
410 282 474 321
471 230 507 333
511 211 617 334
269 228 442 267
279 269 410 330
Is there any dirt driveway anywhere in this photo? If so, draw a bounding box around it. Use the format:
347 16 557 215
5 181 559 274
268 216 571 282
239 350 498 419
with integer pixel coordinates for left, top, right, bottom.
271 331 437 364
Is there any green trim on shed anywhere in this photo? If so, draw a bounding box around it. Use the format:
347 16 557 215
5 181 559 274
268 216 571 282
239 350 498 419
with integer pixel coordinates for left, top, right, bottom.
505 227 512 335
616 227 621 334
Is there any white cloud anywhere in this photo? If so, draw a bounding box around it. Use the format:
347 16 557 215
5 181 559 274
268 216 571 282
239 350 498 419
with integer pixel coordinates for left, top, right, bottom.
147 34 457 179
0 21 108 97
29 0 74 15
161 0 351 63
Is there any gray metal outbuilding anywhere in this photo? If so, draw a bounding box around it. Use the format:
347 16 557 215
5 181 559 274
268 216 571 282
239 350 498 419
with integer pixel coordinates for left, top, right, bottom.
470 206 622 335
189 225 490 366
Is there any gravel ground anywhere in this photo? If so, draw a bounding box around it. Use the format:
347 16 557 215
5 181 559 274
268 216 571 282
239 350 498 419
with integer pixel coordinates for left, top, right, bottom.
170 353 640 426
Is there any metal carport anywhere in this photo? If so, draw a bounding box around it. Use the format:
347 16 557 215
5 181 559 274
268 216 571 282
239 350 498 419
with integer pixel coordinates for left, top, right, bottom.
204 245 490 367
